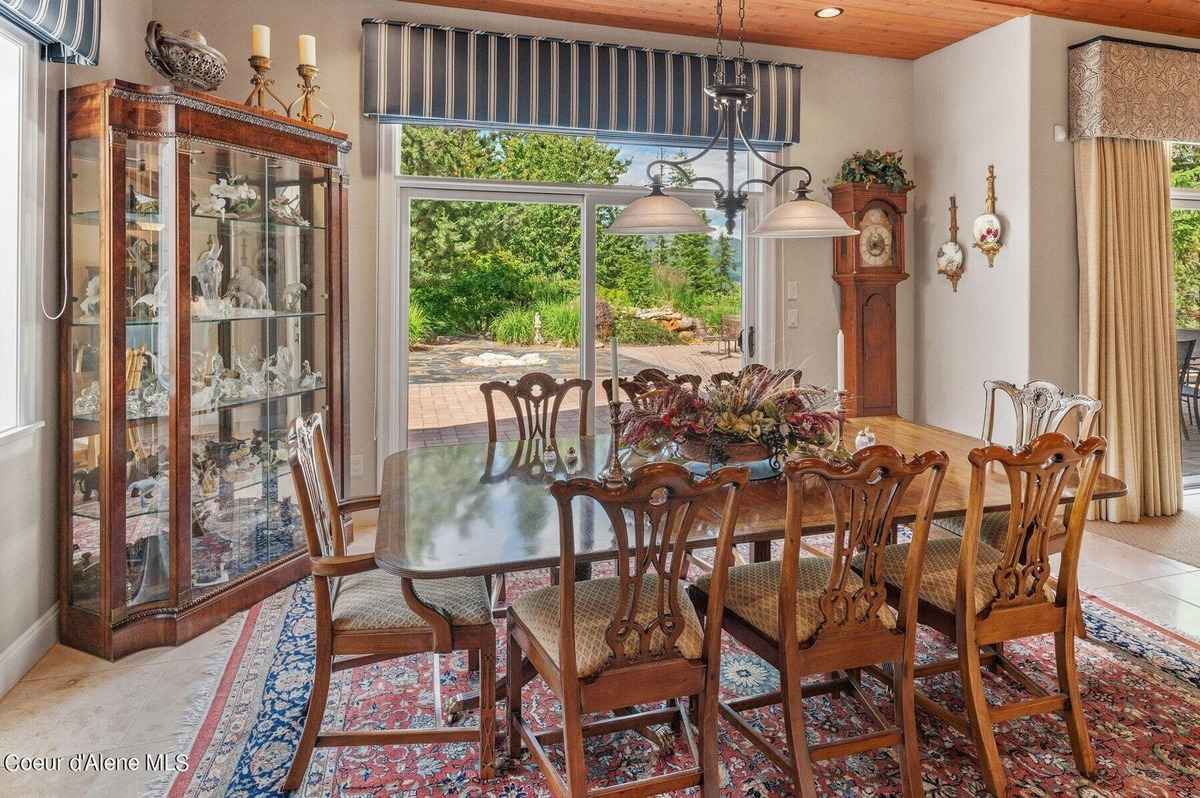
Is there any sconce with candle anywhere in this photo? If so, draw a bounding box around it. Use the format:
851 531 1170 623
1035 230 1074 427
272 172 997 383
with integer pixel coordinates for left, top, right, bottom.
288 34 336 128
244 24 288 113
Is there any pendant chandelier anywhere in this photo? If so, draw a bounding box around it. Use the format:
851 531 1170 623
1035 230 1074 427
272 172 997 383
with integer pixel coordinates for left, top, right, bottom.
608 0 858 239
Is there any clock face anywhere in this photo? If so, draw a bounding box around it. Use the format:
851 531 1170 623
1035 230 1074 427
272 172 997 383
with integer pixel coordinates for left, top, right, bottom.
859 207 894 267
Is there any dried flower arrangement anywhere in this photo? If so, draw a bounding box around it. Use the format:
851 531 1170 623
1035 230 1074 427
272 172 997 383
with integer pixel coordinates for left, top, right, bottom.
620 367 844 467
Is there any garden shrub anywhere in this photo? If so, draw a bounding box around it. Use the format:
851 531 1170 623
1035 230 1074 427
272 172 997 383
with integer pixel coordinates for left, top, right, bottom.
408 302 430 344
614 316 679 345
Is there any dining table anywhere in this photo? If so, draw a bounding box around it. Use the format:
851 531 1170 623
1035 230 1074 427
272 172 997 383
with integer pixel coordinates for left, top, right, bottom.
373 415 1127 725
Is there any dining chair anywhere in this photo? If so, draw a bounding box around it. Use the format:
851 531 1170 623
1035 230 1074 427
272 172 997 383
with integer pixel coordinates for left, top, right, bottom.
938 379 1101 550
480 371 592 441
710 364 803 389
601 375 656 406
690 445 948 798
1176 338 1196 438
282 414 497 791
505 462 749 797
634 367 702 392
861 432 1106 797
479 372 593 614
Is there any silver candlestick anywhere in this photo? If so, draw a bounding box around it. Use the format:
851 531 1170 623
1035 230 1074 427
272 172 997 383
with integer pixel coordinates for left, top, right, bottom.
602 399 628 487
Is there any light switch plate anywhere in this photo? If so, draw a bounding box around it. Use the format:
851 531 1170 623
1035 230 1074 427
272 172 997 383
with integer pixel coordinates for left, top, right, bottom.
351 454 364 477
786 281 799 300
787 309 799 328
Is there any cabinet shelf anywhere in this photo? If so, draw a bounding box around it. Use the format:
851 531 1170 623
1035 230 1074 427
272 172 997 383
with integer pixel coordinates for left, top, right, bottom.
191 213 326 232
72 382 325 425
71 310 327 328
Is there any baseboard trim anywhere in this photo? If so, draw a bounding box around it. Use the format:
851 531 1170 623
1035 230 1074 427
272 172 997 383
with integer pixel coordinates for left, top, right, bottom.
0 603 59 699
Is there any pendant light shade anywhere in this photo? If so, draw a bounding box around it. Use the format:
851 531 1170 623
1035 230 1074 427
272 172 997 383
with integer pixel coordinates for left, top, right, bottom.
608 186 715 236
750 193 859 239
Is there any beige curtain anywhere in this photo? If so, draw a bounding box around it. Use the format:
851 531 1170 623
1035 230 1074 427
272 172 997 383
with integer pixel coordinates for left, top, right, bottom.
1075 138 1181 521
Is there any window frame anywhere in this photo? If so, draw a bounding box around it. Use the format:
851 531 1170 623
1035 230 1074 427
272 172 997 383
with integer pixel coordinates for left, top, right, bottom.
0 19 47 443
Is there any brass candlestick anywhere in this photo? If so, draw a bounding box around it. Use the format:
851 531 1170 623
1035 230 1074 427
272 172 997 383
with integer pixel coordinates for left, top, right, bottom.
602 400 628 488
289 64 335 128
244 55 289 114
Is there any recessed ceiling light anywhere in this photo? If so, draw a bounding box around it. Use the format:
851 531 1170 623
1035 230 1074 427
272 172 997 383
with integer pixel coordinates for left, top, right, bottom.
815 7 844 18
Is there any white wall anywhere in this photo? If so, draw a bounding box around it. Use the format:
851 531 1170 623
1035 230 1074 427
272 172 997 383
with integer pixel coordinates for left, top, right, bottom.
151 0 918 491
0 0 155 689
913 17 1033 438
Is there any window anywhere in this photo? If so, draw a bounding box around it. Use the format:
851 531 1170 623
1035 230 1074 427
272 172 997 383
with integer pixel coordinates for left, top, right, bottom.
0 21 43 437
1171 143 1200 327
379 124 774 454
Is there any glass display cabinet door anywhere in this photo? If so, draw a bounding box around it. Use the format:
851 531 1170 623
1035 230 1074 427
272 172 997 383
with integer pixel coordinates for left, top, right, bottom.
187 144 328 595
67 133 104 615
122 135 176 610
68 133 177 617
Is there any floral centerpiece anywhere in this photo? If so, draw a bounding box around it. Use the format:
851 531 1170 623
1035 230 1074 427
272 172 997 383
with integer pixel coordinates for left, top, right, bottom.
621 367 845 468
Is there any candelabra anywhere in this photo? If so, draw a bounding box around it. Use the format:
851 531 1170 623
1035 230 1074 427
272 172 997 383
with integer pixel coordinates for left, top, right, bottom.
602 399 628 488
244 56 289 114
288 64 335 128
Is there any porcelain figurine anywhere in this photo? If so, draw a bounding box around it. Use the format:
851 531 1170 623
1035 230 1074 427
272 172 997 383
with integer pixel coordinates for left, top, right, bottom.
78 275 101 321
133 272 171 319
282 282 307 313
73 381 101 417
268 195 310 227
225 264 270 311
195 237 224 307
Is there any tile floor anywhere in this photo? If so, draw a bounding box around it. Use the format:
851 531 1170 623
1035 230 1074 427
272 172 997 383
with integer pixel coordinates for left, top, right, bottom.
2 522 1200 797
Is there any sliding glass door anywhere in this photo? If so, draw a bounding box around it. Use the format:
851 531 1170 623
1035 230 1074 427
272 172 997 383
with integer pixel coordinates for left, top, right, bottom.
402 190 585 446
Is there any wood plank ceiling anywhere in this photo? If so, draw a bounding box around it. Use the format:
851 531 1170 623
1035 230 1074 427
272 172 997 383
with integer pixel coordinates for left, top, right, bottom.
401 0 1200 60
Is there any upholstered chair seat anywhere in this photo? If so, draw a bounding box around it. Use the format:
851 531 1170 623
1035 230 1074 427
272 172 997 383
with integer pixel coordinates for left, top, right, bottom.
692 558 896 643
511 573 705 678
936 511 1065 551
332 571 492 632
856 536 1056 616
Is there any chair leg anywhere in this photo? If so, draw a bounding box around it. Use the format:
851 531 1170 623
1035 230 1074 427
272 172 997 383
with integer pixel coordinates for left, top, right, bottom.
1055 627 1096 778
959 642 1006 797
505 625 524 759
892 657 924 798
779 668 819 798
562 693 590 798
468 649 480 674
478 639 497 781
282 642 332 792
697 684 722 797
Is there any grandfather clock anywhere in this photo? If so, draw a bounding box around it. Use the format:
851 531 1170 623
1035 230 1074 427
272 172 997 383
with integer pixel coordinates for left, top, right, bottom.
830 183 910 417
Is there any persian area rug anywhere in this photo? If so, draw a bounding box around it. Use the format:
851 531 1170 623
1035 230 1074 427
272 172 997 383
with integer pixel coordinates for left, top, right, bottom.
160 570 1200 797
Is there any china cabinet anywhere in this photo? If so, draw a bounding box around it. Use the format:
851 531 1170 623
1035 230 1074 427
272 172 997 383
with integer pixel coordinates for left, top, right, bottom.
60 80 350 659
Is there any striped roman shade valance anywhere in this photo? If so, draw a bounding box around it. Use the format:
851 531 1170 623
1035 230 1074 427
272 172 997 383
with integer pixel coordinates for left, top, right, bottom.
361 19 802 145
0 0 99 64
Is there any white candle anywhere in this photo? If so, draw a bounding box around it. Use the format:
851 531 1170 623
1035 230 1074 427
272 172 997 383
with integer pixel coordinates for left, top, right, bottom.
298 34 317 67
250 25 270 58
836 329 845 392
610 336 619 400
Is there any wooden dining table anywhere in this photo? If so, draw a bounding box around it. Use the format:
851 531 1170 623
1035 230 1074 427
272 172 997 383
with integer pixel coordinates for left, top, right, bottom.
374 415 1127 727
375 415 1127 581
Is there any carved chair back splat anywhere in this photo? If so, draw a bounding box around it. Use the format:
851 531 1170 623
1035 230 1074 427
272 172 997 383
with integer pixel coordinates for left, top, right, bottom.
982 379 1101 446
784 447 948 650
963 433 1107 618
480 372 591 441
551 463 745 677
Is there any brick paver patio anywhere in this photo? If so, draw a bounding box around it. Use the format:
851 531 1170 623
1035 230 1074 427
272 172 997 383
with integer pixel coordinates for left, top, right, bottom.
407 341 739 448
